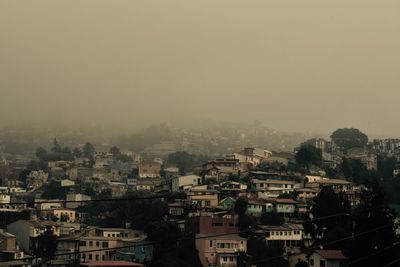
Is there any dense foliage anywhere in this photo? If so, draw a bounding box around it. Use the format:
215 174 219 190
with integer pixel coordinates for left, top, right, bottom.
331 128 368 150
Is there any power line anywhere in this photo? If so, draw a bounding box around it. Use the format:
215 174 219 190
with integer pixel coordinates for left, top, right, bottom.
7 194 186 206
384 256 400 267
248 222 394 265
346 242 400 266
0 230 252 263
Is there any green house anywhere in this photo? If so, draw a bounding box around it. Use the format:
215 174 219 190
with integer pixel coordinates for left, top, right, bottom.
220 197 236 210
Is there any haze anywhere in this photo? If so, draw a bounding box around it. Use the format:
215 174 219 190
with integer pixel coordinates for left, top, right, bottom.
1 0 399 136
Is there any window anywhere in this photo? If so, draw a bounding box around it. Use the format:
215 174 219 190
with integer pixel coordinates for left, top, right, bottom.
88 254 92 260
95 254 99 261
310 259 314 266
102 255 105 261
102 242 108 248
96 241 100 247
89 241 93 247
320 260 326 267
79 241 87 246
223 257 228 262
209 240 213 248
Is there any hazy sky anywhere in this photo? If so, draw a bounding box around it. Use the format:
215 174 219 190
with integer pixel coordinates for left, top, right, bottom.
1 1 399 136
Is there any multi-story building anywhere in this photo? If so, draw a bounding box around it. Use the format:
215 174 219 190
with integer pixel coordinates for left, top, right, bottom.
0 229 25 261
255 223 304 248
57 228 152 263
187 188 219 209
196 234 247 267
251 179 296 195
309 250 348 267
66 193 92 209
138 161 161 178
186 215 238 235
40 208 76 223
7 220 61 253
172 175 202 192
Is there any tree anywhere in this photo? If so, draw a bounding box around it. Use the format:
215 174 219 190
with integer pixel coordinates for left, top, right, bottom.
310 187 352 249
167 151 207 175
377 155 397 180
19 160 48 183
295 144 322 168
42 181 69 199
82 142 95 158
31 229 57 260
246 237 289 267
347 178 400 267
260 213 284 225
109 145 121 155
331 128 368 150
234 198 248 217
73 147 83 158
36 147 48 159
339 158 371 185
51 138 62 153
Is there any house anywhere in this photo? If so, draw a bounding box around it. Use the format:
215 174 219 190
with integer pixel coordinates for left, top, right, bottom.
168 201 194 218
234 147 272 168
187 188 219 209
66 193 92 209
0 229 25 261
40 208 76 223
26 170 48 189
275 198 298 214
138 161 161 178
195 234 247 267
0 193 10 204
305 178 353 193
309 250 348 267
7 220 61 253
219 181 247 198
35 199 63 210
60 179 75 187
251 179 296 195
202 158 240 180
115 241 154 263
254 223 303 249
186 215 238 235
57 228 150 263
296 188 319 201
219 197 236 211
172 175 202 192
246 199 265 217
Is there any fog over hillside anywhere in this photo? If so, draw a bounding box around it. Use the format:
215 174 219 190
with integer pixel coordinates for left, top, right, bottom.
1 0 400 136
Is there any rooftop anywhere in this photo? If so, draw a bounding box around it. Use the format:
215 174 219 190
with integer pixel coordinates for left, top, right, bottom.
315 250 348 260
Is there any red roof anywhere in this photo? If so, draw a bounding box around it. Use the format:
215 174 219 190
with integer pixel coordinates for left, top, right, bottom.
315 250 348 260
80 261 145 267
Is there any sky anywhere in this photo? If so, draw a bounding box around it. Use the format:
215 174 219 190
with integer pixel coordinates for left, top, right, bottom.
0 0 399 136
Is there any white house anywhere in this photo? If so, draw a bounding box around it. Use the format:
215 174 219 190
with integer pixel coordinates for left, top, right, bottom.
172 175 202 192
309 250 348 267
